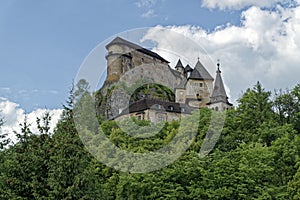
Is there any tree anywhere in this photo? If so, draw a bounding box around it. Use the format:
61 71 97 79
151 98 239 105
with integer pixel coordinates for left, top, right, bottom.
0 112 55 199
288 166 300 199
0 113 10 150
220 82 276 147
274 84 300 133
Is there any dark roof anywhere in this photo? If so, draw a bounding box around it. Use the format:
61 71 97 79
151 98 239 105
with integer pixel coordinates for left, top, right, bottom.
118 99 193 117
184 64 193 72
189 60 214 80
175 59 184 69
106 37 169 63
207 66 232 106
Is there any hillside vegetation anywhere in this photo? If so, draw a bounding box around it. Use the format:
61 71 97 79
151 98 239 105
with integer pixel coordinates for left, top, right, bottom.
1 82 300 199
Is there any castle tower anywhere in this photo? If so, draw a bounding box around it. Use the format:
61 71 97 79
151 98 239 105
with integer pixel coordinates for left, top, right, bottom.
207 62 232 111
185 59 214 108
175 59 185 75
105 37 170 83
175 59 215 107
105 37 133 82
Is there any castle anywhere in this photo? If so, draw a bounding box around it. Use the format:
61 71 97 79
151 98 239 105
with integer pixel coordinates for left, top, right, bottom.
99 37 232 123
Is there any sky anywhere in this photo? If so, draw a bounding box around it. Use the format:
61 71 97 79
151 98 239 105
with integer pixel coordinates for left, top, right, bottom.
1 0 300 139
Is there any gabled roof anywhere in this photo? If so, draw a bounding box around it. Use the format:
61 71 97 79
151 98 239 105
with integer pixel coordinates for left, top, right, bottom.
175 59 184 69
189 60 214 80
106 37 169 63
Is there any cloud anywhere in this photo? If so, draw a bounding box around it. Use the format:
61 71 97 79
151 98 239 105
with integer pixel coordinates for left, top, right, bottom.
142 5 300 105
142 9 156 18
201 0 298 10
135 0 161 18
0 98 62 144
135 0 157 8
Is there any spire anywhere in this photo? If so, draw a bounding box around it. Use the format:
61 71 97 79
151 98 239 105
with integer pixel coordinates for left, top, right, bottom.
175 59 184 69
209 62 232 105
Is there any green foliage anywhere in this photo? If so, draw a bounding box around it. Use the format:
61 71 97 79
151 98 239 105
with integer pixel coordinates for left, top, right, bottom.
1 81 300 199
288 166 300 199
0 113 10 150
129 83 175 103
274 84 300 132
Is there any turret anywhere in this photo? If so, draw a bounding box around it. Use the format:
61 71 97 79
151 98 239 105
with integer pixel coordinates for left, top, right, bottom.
184 58 214 108
207 62 232 111
175 59 185 75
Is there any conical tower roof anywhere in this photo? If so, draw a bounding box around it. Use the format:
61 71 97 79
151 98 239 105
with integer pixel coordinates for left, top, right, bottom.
189 60 214 80
175 59 184 69
184 64 193 72
209 63 232 105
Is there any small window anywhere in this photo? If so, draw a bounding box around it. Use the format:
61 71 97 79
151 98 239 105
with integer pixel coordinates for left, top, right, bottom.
157 114 166 122
181 108 185 112
141 58 144 63
158 105 162 109
215 107 219 111
200 83 203 87
169 106 174 111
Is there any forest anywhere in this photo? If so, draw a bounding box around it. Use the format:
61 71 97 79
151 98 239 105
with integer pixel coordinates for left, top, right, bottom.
1 81 300 199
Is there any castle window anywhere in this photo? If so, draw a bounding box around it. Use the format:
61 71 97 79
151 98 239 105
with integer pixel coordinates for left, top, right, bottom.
181 108 185 112
215 107 219 111
157 114 166 122
200 83 203 87
141 58 144 63
168 106 174 111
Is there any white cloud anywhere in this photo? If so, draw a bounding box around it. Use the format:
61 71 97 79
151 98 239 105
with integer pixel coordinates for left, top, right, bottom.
142 9 156 18
135 0 157 8
142 5 300 105
0 98 62 144
135 0 162 18
201 0 298 10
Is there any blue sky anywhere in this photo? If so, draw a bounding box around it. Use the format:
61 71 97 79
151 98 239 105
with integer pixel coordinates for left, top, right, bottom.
0 0 241 111
1 0 300 136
